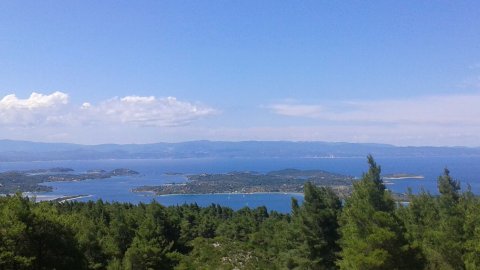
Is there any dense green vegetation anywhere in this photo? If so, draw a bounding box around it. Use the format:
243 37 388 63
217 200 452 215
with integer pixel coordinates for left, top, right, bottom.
1 156 479 269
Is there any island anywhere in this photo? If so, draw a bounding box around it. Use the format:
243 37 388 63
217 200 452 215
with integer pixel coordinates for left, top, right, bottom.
0 168 139 194
134 169 356 199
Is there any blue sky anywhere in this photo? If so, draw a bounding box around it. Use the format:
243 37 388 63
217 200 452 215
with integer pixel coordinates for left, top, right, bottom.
1 1 480 146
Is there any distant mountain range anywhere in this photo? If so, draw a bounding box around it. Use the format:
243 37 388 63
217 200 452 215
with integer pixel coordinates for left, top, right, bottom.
0 140 479 161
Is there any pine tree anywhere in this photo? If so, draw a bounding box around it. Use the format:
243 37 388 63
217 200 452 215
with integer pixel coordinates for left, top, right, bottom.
0 194 35 269
337 155 414 270
29 204 85 270
462 188 480 270
123 202 177 270
396 190 433 269
400 168 466 270
296 182 341 269
430 169 464 269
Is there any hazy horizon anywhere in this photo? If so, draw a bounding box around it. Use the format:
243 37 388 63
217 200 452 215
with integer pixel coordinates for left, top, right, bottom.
1 138 479 149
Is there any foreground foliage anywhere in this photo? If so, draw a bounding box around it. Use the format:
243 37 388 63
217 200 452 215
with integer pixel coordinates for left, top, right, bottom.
1 156 480 269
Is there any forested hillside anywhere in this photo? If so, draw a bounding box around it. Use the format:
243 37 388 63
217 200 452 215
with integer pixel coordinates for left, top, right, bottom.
1 156 479 269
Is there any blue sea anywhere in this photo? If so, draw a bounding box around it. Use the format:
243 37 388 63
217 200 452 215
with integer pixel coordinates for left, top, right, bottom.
1 157 480 213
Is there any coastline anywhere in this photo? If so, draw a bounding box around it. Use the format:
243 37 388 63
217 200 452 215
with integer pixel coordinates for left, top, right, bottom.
383 176 424 180
55 194 93 202
152 191 305 197
23 193 92 202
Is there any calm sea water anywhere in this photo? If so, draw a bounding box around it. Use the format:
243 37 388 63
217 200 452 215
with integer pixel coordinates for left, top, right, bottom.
1 157 480 213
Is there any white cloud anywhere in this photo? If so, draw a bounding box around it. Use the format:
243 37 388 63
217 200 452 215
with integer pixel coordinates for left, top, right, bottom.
82 96 217 126
0 92 69 125
120 95 156 103
0 91 68 109
81 102 91 109
0 92 217 128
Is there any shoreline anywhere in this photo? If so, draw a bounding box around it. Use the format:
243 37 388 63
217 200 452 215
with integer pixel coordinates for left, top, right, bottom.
22 193 93 202
56 194 93 202
383 176 424 180
147 191 305 197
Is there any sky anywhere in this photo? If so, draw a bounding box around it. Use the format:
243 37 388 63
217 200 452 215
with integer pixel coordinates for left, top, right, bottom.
1 1 480 146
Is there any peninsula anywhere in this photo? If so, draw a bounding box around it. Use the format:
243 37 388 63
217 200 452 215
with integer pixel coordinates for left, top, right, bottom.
134 169 355 199
0 168 139 194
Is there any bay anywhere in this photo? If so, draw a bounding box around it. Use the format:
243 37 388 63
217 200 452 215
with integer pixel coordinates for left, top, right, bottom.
2 157 480 213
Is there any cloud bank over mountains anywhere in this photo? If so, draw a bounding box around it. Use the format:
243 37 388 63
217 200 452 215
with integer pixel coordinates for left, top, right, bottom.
0 92 217 127
1 91 479 146
269 94 480 126
265 93 480 146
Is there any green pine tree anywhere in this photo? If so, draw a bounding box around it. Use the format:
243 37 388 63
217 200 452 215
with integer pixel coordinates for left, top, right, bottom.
296 182 341 269
124 202 177 270
337 155 415 270
462 188 480 270
430 169 464 270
